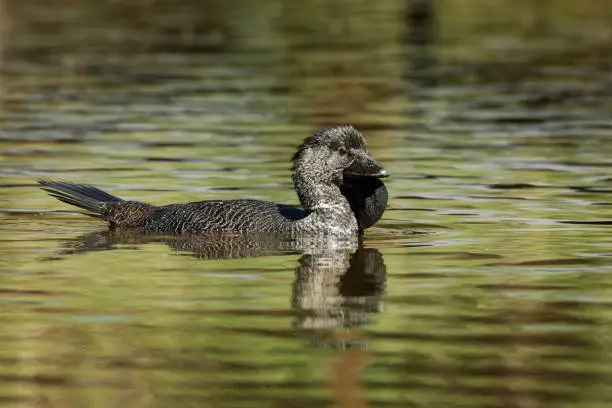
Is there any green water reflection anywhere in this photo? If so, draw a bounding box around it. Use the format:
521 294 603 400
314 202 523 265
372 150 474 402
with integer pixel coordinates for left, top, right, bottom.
1 0 612 407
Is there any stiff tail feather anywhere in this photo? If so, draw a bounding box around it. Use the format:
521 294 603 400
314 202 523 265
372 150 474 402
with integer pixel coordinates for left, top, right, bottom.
38 180 124 221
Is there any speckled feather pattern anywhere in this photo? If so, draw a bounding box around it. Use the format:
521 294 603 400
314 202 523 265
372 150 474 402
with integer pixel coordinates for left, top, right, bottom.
39 125 387 236
140 200 311 234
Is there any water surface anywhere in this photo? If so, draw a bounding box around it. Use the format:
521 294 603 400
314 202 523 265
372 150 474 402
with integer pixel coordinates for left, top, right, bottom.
1 1 612 407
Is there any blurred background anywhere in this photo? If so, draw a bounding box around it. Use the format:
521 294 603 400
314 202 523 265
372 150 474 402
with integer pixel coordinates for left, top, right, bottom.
2 0 612 132
1 1 612 408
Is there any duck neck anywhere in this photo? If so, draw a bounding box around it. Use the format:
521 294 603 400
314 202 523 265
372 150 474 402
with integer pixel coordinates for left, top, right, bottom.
292 169 351 215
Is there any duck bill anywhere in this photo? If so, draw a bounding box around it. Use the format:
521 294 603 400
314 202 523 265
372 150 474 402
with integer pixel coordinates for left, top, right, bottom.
344 153 389 178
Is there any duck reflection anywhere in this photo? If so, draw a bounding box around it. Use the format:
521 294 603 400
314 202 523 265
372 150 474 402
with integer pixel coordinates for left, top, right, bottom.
57 229 387 345
292 248 386 347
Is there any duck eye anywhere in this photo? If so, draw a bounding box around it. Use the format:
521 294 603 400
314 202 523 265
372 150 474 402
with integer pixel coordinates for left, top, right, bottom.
338 147 347 156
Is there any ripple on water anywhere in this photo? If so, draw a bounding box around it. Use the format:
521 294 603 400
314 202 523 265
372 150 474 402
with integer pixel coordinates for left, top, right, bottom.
2 1 612 407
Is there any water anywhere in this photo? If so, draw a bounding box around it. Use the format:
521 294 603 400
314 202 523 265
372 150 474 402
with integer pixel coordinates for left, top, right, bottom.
1 0 612 406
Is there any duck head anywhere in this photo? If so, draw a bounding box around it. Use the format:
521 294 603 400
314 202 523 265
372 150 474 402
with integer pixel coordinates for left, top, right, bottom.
292 125 388 185
292 125 389 229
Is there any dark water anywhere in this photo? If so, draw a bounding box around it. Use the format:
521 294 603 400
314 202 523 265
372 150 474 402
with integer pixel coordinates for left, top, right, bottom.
1 1 612 407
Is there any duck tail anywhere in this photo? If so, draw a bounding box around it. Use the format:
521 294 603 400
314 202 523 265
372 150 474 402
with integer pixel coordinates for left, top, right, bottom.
38 180 124 221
